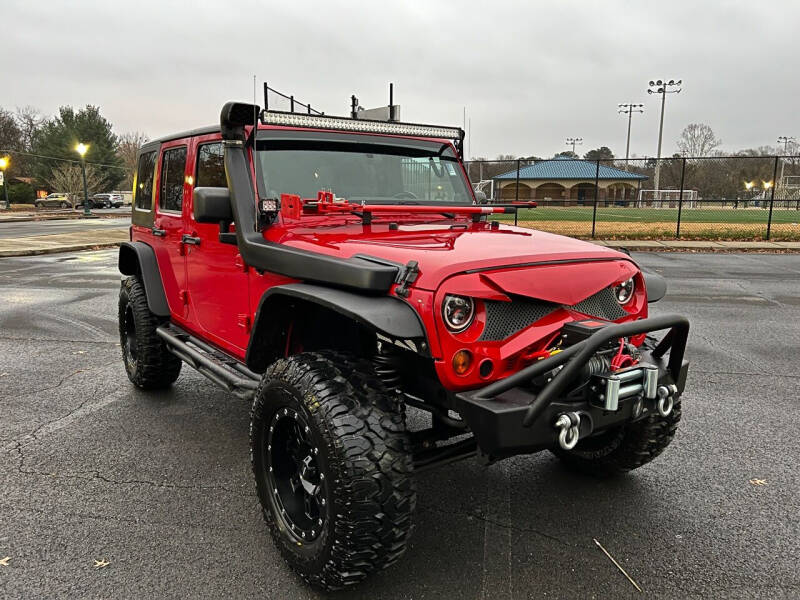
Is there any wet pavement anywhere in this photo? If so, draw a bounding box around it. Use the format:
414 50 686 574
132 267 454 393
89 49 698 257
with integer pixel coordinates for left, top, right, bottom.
1 249 798 599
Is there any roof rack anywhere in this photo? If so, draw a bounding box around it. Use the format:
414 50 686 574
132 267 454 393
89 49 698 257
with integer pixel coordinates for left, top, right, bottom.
260 82 465 156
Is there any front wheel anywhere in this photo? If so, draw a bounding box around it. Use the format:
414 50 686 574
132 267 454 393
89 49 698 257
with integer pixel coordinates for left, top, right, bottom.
250 352 415 591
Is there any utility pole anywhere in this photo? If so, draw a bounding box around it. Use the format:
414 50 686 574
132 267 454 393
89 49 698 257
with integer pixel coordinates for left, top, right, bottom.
565 137 583 154
647 79 682 201
617 103 644 167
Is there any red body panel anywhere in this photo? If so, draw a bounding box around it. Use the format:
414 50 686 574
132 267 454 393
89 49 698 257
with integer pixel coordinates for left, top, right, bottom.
132 123 648 390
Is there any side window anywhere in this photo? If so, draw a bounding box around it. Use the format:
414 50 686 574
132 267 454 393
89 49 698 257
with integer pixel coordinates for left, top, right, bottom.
196 142 226 187
134 151 157 210
159 146 187 212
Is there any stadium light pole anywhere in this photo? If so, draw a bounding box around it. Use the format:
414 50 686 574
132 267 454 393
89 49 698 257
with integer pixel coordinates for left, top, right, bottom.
777 136 795 195
75 143 91 217
0 156 9 210
647 79 682 200
565 137 583 154
618 103 644 167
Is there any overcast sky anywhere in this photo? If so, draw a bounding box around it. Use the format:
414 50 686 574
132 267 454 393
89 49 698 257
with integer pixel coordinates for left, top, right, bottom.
5 0 798 159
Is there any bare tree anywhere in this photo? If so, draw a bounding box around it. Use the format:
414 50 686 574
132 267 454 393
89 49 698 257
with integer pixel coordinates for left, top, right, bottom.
677 123 721 157
49 162 107 202
117 131 149 188
14 106 45 151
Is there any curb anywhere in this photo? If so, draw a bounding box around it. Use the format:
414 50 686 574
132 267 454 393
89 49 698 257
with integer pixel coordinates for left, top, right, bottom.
0 241 123 258
0 213 127 224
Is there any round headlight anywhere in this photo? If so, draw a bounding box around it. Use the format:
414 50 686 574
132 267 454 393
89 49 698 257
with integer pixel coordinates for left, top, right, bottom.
614 278 635 304
442 295 475 332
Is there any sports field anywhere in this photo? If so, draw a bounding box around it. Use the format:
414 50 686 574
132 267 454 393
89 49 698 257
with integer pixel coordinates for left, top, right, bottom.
499 206 800 240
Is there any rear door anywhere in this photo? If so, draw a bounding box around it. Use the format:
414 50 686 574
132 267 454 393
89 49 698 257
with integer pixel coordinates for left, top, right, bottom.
153 141 190 322
184 136 251 355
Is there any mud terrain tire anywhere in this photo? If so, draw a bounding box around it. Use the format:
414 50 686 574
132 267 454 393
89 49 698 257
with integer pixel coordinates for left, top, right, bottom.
118 276 181 389
250 351 415 591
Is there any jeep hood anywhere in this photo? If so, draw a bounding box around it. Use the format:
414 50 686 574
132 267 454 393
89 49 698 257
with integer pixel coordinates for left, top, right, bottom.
273 222 634 294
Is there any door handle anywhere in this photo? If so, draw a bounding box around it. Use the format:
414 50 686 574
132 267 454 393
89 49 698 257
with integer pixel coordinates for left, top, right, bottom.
151 226 166 237
181 234 201 246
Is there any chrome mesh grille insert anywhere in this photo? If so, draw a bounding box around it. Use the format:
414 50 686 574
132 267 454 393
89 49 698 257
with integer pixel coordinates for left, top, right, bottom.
478 287 627 341
569 287 627 320
480 298 558 341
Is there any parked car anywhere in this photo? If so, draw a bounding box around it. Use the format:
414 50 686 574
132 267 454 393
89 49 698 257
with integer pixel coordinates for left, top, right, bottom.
83 193 124 208
34 193 73 209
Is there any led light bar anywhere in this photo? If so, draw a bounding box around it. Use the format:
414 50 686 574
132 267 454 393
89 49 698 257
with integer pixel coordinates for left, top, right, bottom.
260 110 462 140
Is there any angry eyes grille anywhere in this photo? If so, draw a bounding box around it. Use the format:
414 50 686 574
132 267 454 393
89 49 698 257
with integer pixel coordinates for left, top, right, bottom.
478 287 627 341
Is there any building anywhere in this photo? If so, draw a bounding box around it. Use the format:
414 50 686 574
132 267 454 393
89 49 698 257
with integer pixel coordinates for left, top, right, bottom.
493 157 648 205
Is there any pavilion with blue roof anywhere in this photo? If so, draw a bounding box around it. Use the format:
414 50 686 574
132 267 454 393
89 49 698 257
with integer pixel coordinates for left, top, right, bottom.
493 157 648 204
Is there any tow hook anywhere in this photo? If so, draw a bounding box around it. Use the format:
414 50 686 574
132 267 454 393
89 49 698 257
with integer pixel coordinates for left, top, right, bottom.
657 384 678 417
554 412 581 450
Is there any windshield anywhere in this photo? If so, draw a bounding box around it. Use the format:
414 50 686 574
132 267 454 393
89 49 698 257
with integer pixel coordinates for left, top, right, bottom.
256 141 472 205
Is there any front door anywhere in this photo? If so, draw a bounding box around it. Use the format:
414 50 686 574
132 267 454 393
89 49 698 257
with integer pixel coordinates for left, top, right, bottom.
184 136 251 355
153 142 190 322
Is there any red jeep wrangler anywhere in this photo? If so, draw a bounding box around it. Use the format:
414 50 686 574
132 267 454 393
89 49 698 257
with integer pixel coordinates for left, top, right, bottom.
118 101 689 590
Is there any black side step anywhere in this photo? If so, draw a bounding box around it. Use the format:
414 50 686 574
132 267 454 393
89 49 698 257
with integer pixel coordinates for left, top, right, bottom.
156 323 260 398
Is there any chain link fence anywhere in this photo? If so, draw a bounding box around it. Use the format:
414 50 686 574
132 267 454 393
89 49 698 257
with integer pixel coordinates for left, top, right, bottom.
463 156 800 241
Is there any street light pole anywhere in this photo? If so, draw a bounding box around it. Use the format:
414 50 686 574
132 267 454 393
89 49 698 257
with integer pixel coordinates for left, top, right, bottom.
647 79 682 201
617 103 644 167
75 143 91 217
0 156 9 210
565 137 583 154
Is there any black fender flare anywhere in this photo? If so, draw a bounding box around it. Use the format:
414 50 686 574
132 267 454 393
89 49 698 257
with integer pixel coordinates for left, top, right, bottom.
118 241 170 317
245 283 427 372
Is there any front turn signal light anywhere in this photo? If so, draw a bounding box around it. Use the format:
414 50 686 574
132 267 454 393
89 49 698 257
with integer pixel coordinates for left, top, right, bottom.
452 349 473 375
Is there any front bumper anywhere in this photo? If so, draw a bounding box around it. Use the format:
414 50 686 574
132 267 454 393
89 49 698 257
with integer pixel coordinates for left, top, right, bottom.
454 314 690 458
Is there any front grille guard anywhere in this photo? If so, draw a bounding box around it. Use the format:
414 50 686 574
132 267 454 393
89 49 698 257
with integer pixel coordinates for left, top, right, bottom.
460 314 690 428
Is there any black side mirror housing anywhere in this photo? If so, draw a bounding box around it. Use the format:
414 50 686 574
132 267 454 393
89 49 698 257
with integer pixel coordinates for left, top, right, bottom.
194 187 233 223
643 271 667 303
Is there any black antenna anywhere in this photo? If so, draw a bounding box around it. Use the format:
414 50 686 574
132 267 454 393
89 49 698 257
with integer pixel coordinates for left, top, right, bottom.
389 83 395 121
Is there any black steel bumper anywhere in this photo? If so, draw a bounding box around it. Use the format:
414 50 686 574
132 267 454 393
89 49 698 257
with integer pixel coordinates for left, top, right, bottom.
454 314 690 458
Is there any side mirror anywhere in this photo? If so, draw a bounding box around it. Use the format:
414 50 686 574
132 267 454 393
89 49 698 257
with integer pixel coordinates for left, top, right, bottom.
643 271 667 303
474 190 488 204
194 187 232 223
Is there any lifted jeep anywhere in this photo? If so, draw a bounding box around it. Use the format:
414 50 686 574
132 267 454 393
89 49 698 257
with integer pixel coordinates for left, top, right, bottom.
117 99 689 590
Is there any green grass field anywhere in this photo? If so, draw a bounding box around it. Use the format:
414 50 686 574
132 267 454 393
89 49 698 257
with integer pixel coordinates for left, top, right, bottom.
505 206 800 224
490 205 800 240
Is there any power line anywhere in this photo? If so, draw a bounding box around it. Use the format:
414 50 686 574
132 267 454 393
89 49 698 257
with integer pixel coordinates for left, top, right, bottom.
0 149 129 171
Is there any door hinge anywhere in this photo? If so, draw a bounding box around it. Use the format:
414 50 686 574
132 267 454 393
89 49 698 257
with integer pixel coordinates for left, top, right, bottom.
234 254 248 273
237 314 251 332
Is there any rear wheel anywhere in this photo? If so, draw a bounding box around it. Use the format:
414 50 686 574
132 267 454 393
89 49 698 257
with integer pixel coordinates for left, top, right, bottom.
118 276 181 389
251 351 415 590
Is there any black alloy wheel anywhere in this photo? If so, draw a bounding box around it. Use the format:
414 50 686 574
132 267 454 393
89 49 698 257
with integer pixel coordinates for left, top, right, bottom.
265 405 328 542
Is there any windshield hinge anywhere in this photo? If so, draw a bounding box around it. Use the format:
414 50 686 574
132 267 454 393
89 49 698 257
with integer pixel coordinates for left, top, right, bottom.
394 260 419 298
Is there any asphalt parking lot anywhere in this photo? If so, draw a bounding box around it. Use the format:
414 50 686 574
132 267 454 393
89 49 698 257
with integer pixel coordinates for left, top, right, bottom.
1 250 799 599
